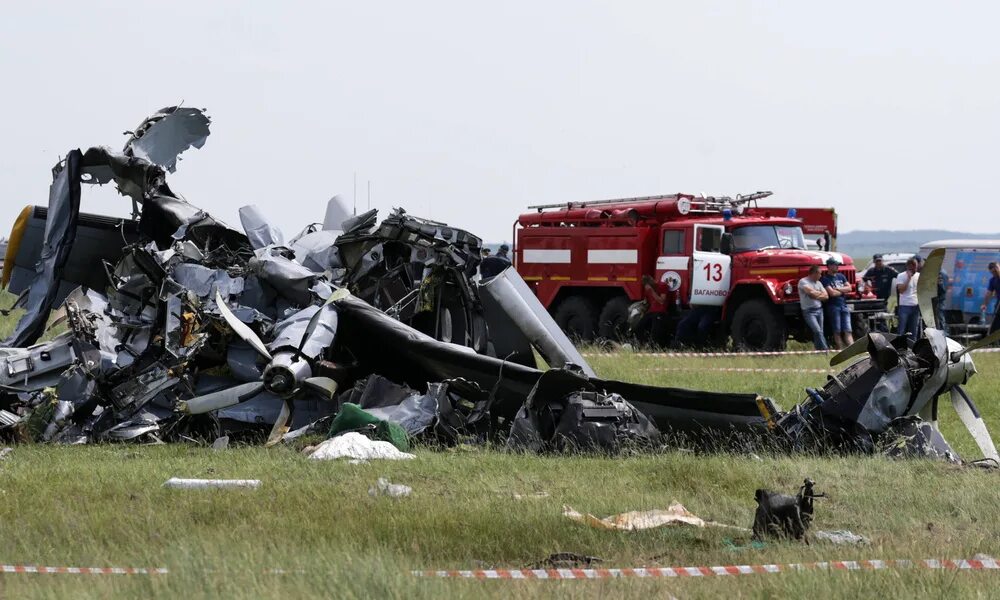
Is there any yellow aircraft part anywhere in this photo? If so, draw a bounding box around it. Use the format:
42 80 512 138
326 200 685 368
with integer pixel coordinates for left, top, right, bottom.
2 205 34 289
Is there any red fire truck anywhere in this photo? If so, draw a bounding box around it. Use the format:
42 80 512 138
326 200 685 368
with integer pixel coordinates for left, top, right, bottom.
513 192 883 350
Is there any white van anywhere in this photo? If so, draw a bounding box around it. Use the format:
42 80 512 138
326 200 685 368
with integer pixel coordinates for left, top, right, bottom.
918 239 1000 339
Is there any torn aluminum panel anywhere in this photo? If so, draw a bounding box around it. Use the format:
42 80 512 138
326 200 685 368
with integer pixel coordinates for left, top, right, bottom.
0 334 81 393
268 304 337 359
250 247 317 307
123 106 210 173
290 230 342 274
239 205 285 250
322 195 352 233
480 267 594 375
172 264 245 299
3 150 82 348
227 341 263 382
882 416 960 463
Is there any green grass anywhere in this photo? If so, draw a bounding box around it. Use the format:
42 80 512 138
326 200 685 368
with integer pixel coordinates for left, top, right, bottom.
1 298 999 597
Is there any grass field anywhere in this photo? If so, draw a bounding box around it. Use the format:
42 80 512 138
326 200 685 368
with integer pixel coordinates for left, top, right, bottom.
0 302 998 597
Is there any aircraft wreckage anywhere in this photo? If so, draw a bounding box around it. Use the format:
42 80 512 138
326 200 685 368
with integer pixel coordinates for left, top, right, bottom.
0 106 997 465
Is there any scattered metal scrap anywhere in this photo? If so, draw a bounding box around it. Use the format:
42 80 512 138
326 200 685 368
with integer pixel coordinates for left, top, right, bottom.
0 106 997 465
751 478 824 542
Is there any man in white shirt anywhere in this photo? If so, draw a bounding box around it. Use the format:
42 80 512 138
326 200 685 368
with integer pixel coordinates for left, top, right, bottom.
798 265 829 350
895 257 921 340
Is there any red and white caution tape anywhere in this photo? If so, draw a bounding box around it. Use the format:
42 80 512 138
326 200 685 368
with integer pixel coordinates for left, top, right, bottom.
643 367 833 374
3 555 997 578
583 349 829 358
415 556 1000 579
0 564 168 575
584 347 1000 359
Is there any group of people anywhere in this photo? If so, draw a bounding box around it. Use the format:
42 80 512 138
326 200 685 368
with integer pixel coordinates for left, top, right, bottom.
479 244 511 279
866 253 999 340
799 255 925 351
800 253 1000 351
797 258 855 351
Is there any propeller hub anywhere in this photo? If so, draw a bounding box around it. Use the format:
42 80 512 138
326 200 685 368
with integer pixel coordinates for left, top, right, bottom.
262 352 312 397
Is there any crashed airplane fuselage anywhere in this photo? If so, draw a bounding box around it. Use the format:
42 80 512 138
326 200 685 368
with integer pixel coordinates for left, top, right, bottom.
0 106 767 446
0 106 994 464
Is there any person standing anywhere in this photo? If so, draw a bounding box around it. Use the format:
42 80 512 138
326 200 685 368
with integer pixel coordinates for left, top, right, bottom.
895 257 921 340
799 265 829 350
821 258 854 350
982 261 1000 335
635 274 669 344
934 269 950 334
864 254 898 300
479 244 511 279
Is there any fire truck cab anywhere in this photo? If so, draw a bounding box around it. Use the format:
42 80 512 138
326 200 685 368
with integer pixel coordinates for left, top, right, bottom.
514 192 884 350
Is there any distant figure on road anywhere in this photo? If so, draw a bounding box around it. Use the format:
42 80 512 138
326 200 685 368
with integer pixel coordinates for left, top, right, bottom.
895 257 921 340
821 258 854 350
982 262 1000 335
479 244 512 279
864 254 898 301
799 265 829 350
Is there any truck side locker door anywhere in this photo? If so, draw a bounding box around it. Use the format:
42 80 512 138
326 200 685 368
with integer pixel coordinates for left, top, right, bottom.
690 224 732 306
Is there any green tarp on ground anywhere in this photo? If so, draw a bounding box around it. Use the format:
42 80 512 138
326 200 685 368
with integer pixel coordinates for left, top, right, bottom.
328 402 410 451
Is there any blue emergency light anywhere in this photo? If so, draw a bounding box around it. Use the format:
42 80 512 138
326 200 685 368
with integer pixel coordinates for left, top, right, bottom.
787 208 797 218
723 208 732 221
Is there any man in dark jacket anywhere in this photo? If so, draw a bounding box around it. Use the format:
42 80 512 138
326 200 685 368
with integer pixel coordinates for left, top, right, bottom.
864 254 898 300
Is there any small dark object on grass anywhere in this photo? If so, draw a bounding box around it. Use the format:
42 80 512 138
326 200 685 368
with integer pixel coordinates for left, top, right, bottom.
530 553 603 569
751 478 825 542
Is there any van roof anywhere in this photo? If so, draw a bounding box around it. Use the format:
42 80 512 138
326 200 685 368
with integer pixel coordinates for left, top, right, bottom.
919 239 1000 250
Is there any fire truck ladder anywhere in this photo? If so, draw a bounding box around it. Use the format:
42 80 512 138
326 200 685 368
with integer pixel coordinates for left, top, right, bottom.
527 191 773 213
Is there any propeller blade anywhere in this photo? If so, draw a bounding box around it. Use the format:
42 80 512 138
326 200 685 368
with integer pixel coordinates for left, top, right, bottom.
292 288 351 361
918 248 945 329
179 381 266 415
294 305 329 362
303 376 339 399
951 328 1000 360
215 290 272 361
264 399 292 447
950 386 1000 463
830 335 870 366
918 395 939 430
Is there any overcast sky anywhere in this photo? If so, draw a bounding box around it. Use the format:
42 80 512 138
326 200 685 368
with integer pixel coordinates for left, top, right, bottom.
2 1 999 243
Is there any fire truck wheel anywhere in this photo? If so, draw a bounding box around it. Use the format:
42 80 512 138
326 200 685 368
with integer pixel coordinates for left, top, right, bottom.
730 299 787 351
597 296 631 341
553 295 597 341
